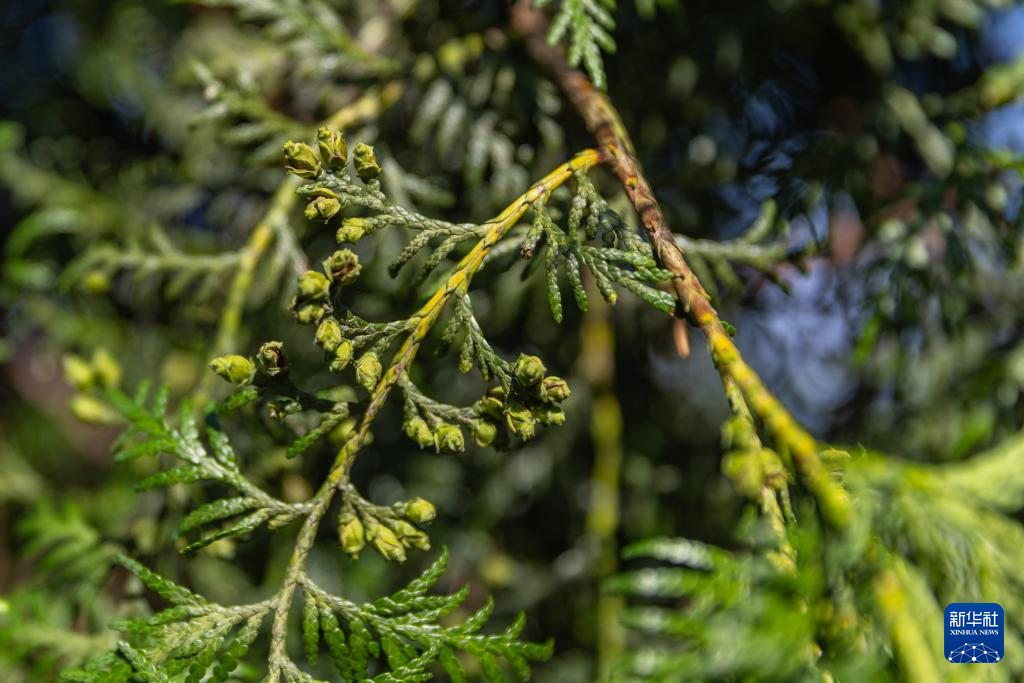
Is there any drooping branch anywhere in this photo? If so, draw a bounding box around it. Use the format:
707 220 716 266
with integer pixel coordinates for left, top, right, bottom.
511 1 851 528
510 3 706 315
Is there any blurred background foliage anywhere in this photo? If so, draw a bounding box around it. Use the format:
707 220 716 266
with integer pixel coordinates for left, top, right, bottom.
4 0 1024 681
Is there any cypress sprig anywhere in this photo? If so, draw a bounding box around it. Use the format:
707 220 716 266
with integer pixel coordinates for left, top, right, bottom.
68 547 552 681
609 433 1024 681
189 0 398 79
298 154 488 282
537 0 618 90
103 384 309 551
67 144 606 680
300 548 553 682
520 171 677 318
64 557 270 683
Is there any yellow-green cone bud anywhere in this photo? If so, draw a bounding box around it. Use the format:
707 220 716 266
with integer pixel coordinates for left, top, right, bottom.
210 355 255 385
336 218 367 244
257 341 287 377
70 394 119 425
434 423 464 453
338 514 365 557
91 348 122 389
405 534 430 550
355 352 382 390
480 386 507 419
402 497 436 524
504 402 537 440
404 416 435 449
304 196 342 223
317 126 348 171
330 340 354 372
513 354 546 386
722 449 764 499
479 396 503 420
539 376 571 403
81 269 111 294
293 301 327 325
391 520 430 550
315 318 343 353
533 404 566 426
371 525 406 562
353 143 381 180
297 270 331 300
283 141 321 178
63 354 95 392
473 418 499 447
323 249 361 285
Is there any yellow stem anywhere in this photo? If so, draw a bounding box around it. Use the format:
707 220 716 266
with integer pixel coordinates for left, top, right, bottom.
580 284 626 678
873 567 943 683
706 321 851 528
720 375 796 570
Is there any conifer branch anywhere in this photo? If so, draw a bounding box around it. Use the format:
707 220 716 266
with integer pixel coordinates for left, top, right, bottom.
67 131 589 673
719 376 795 570
10 2 1024 680
65 144 594 678
264 148 603 674
202 85 404 401
512 1 851 528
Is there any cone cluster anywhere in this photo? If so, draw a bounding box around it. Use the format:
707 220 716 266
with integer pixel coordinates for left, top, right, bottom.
338 495 437 563
401 353 571 452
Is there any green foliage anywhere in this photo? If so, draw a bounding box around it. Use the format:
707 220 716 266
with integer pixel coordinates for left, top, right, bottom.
608 532 862 681
675 200 812 304
823 0 1007 72
57 372 554 680
17 502 121 597
610 437 1024 682
520 172 676 317
6 0 1024 681
303 549 552 682
192 0 397 78
538 0 617 90
0 503 124 676
105 384 306 553
63 547 550 683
